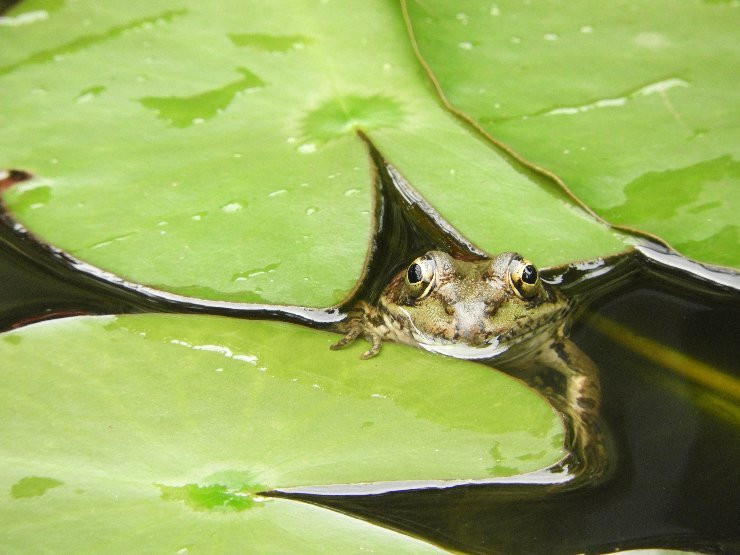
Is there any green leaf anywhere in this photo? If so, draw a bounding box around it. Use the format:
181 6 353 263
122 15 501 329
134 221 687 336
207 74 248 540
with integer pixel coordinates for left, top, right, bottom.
0 314 563 551
405 0 740 268
0 0 629 308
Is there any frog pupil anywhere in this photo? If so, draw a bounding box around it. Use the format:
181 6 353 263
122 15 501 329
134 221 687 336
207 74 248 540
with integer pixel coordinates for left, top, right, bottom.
522 265 538 284
407 263 423 284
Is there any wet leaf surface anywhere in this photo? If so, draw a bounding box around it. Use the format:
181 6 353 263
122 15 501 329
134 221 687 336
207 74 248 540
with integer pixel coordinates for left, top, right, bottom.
0 314 563 551
406 0 740 268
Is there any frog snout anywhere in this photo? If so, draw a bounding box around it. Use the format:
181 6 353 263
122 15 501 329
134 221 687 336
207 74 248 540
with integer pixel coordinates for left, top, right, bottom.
453 300 489 346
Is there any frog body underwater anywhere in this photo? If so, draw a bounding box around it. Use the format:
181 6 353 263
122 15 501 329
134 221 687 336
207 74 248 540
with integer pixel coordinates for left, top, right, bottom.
333 250 602 460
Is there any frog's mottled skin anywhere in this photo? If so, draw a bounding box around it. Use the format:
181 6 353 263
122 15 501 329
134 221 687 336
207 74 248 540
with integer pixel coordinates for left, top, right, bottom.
333 250 601 459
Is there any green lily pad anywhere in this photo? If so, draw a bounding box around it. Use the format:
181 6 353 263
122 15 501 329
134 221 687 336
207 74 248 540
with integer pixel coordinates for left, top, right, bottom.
0 0 629 308
405 0 740 268
0 314 563 551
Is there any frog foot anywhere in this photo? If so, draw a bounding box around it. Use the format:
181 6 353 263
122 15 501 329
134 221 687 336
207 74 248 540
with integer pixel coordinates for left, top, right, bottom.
330 302 383 359
330 326 382 359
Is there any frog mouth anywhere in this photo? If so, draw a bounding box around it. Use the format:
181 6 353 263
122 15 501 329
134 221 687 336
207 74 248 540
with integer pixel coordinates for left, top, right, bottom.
402 302 571 361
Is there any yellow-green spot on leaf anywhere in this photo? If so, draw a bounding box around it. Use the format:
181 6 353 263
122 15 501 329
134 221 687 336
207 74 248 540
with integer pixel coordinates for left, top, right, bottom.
602 156 739 222
487 441 550 477
488 464 518 475
601 155 739 266
139 68 264 128
10 476 63 498
516 450 548 461
75 85 105 103
303 95 404 143
3 334 21 345
229 33 313 52
157 482 266 512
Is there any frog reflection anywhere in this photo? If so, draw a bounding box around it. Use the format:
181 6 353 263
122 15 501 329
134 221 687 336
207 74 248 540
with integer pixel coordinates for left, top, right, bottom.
332 250 602 462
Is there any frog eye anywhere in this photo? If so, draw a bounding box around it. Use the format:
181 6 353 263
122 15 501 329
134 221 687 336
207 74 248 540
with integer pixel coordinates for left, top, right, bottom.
509 258 540 298
405 256 436 299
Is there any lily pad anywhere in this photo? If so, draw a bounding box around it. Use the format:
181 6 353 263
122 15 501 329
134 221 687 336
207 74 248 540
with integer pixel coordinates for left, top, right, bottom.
405 0 740 268
0 314 563 551
0 0 629 308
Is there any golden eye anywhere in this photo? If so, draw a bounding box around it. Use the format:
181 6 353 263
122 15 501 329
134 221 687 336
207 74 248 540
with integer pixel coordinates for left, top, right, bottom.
509 258 540 298
405 256 436 299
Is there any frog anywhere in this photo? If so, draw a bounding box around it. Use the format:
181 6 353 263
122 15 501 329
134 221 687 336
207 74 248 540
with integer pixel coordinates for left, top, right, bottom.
332 250 602 464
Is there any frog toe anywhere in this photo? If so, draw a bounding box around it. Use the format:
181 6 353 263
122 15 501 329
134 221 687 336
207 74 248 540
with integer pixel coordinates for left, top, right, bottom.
360 334 382 359
330 327 361 351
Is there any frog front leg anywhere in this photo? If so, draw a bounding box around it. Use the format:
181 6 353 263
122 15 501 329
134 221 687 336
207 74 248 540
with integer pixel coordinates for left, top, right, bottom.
535 332 604 468
331 301 384 359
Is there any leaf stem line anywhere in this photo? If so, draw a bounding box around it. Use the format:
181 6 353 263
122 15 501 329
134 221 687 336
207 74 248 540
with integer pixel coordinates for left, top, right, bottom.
399 0 604 223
